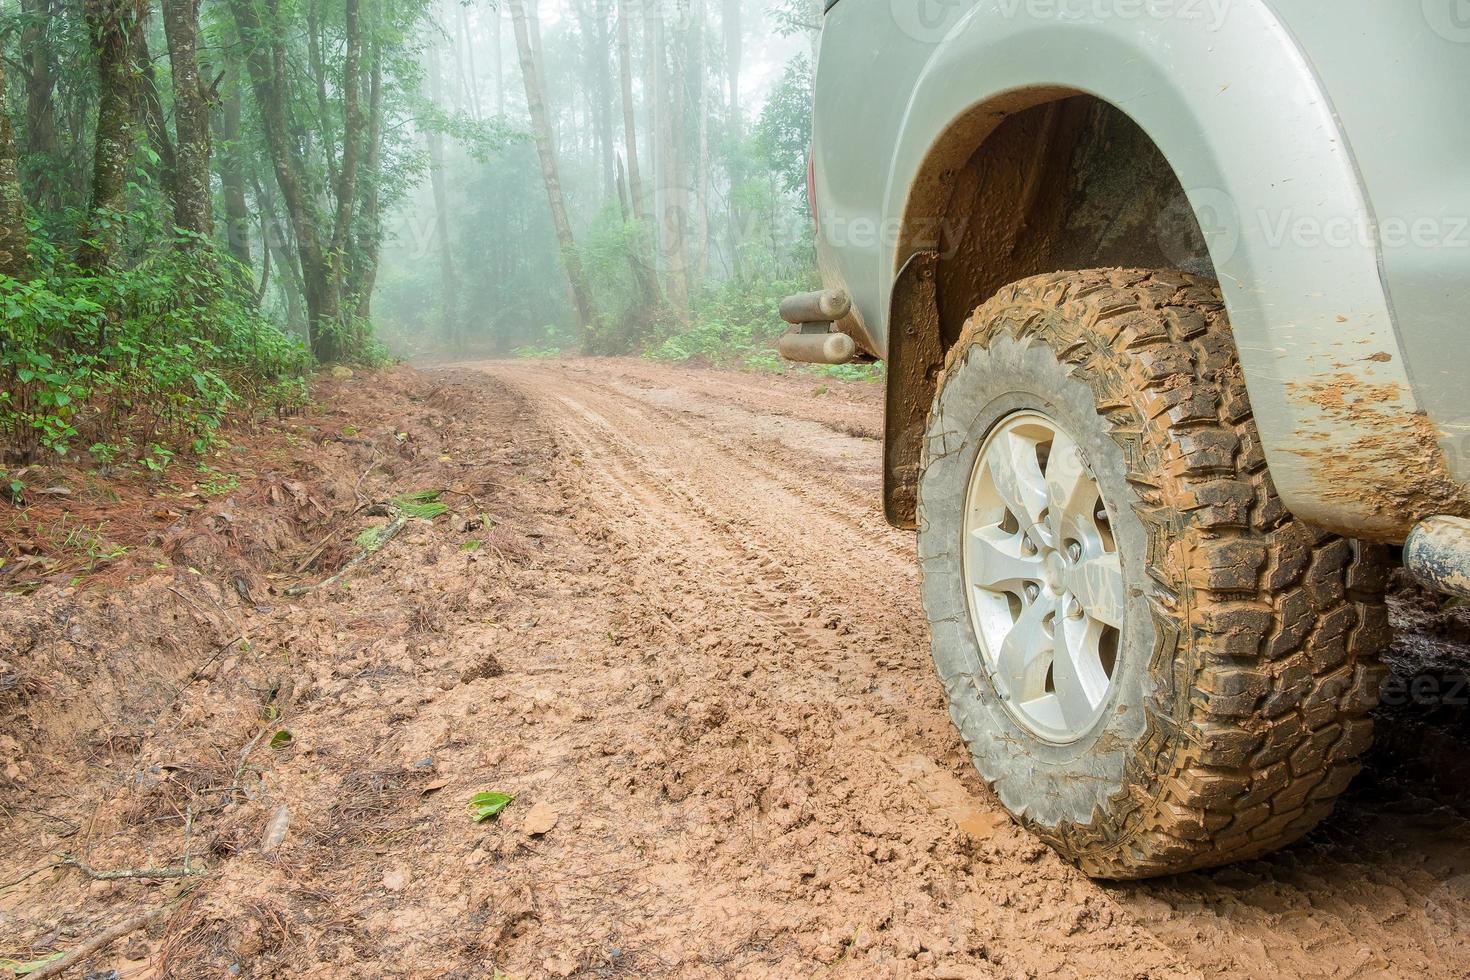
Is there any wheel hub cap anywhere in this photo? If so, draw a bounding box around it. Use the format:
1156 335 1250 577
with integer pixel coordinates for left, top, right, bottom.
961 411 1125 743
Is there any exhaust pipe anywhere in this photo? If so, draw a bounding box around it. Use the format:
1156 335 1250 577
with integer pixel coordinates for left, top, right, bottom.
1405 515 1470 598
778 324 858 365
779 289 851 325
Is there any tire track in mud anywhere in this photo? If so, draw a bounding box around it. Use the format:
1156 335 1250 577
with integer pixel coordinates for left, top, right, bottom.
487 364 1200 977
465 359 1470 979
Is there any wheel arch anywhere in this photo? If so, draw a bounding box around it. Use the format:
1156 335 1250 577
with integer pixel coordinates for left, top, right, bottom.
873 3 1448 539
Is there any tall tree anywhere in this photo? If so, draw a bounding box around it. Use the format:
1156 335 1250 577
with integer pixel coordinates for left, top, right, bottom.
349 38 385 319
217 60 253 267
0 57 28 278
80 0 143 271
131 20 180 203
424 8 461 347
228 0 340 358
160 0 214 238
614 0 644 223
20 0 62 213
507 0 595 334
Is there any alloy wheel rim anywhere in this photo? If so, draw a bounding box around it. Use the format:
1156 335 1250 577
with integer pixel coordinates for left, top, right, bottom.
961 410 1125 744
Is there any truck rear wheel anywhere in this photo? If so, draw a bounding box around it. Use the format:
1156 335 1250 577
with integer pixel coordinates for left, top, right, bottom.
917 269 1390 878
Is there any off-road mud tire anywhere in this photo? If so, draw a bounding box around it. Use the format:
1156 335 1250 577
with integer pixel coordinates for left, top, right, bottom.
917 269 1391 879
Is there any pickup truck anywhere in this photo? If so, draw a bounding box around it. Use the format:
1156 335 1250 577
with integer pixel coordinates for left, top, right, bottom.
781 0 1470 878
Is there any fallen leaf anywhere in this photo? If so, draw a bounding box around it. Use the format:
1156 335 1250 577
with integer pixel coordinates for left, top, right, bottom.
469 791 514 823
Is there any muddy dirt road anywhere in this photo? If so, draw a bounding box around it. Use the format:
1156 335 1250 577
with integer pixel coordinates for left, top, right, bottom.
4 359 1470 979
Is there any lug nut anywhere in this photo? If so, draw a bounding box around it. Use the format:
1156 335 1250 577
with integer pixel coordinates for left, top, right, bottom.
1024 584 1040 602
1067 541 1082 562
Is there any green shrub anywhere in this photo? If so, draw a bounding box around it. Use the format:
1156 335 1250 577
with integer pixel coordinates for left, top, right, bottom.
0 236 311 467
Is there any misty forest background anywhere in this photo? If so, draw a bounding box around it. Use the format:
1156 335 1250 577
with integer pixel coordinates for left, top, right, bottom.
0 0 845 479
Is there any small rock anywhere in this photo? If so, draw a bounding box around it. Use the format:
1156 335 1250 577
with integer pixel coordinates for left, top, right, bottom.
523 801 560 837
543 957 576 977
383 867 409 892
260 804 291 853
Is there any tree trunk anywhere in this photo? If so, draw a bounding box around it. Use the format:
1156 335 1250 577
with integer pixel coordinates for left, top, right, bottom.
328 0 364 286
228 0 339 359
131 17 179 209
160 0 214 238
508 0 595 335
253 171 306 336
455 1 482 121
424 8 460 348
80 0 142 272
581 0 616 201
642 0 663 265
218 61 253 268
351 41 385 320
722 0 743 279
490 5 504 116
20 0 62 213
614 0 644 223
694 0 710 281
0 59 29 278
661 6 690 321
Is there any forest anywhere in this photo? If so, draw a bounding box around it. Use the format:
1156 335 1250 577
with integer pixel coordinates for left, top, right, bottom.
0 0 828 478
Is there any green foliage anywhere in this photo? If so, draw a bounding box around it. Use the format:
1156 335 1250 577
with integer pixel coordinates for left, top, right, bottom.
393 489 449 520
752 56 815 196
0 235 311 467
648 270 819 370
469 791 515 823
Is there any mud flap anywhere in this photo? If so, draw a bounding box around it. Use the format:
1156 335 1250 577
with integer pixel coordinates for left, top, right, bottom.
884 250 943 530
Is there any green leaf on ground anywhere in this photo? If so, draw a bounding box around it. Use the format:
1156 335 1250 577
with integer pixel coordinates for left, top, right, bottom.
396 501 449 520
1 953 66 976
469 791 515 823
270 730 294 749
393 490 449 520
355 525 392 551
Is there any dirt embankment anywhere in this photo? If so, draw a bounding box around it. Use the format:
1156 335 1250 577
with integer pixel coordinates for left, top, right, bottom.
3 358 1470 979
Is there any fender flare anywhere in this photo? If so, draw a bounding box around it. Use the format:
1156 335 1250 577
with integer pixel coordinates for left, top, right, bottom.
875 1 1460 539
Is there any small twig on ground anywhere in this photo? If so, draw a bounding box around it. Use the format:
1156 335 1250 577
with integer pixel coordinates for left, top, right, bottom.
438 487 482 512
353 459 381 505
233 726 272 788
293 502 371 574
182 805 195 875
187 635 246 683
0 861 64 894
59 858 205 882
165 586 212 623
27 888 195 980
285 515 408 596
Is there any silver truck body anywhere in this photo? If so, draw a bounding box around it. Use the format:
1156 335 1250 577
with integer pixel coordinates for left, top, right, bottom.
811 0 1470 543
